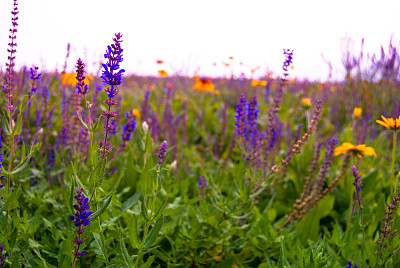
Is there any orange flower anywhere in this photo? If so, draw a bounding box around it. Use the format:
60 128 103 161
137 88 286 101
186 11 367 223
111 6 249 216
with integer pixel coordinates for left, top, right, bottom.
158 70 168 77
156 60 164 64
145 83 155 90
166 82 174 89
131 108 141 118
376 115 400 130
228 56 234 60
61 73 93 87
251 80 267 87
193 78 215 93
334 142 376 158
353 107 362 118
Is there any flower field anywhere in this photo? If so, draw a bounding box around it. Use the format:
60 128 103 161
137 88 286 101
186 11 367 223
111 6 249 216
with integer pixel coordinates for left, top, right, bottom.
3 1 400 268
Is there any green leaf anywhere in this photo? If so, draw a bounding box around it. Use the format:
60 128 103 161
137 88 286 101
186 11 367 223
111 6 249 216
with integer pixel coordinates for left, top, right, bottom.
119 191 142 216
33 248 48 268
119 229 134 268
90 194 112 220
2 112 11 136
69 178 75 214
88 159 105 187
152 199 166 222
77 112 89 129
11 255 21 268
129 215 139 249
12 114 23 136
143 215 164 249
0 203 9 215
139 255 154 268
141 200 149 222
92 233 107 261
92 114 103 131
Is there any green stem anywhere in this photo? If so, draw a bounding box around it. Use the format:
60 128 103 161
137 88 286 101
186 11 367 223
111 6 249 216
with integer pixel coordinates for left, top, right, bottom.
391 130 397 194
135 165 161 267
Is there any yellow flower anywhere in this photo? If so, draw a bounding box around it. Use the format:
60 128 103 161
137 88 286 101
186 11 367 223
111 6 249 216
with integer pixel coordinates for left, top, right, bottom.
231 265 239 268
376 115 400 130
251 80 267 87
334 142 376 158
193 78 215 93
61 73 93 87
353 107 362 118
301 97 311 107
214 90 220 96
131 109 141 118
213 255 222 262
158 70 168 77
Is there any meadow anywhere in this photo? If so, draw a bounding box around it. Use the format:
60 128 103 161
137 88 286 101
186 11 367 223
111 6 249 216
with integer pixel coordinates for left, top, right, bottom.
3 1 400 268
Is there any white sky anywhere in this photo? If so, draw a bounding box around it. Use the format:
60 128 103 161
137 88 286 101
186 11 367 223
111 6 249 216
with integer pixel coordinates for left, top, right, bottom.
1 0 400 81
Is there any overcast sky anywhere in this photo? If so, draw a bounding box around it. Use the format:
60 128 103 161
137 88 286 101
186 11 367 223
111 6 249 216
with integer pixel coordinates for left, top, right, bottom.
1 0 399 81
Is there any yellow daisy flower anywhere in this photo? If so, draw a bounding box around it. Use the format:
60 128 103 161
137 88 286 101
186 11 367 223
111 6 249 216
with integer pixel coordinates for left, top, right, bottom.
376 115 400 130
334 142 376 158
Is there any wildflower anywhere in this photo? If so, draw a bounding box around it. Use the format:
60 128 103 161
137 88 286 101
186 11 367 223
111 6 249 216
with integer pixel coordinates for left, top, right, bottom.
301 97 311 108
234 94 247 136
198 175 207 199
70 187 92 263
157 140 168 165
214 90 220 95
0 244 8 267
376 115 400 130
131 108 141 118
75 58 90 95
192 78 215 93
334 142 376 158
251 80 267 87
158 70 168 77
345 261 358 268
228 56 234 60
28 66 41 98
353 107 362 118
156 60 164 64
121 113 137 142
61 73 93 87
350 165 365 243
100 33 124 158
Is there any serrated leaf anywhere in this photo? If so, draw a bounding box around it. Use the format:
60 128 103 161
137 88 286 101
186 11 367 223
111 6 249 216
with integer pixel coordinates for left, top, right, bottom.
33 248 48 268
92 233 107 261
119 191 142 216
141 201 149 222
140 255 154 268
88 159 105 187
90 194 112 220
129 215 139 249
143 215 163 249
119 229 134 267
152 199 166 222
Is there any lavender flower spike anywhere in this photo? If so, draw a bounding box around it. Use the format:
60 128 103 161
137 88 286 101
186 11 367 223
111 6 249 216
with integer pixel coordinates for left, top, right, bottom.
76 58 89 95
70 187 92 266
157 140 168 165
0 244 8 267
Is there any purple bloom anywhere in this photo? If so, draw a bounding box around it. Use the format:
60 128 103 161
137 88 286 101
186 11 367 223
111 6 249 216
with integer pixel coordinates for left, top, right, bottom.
157 140 168 165
70 187 92 260
0 244 8 267
76 58 89 95
28 66 41 98
235 94 247 136
345 261 358 268
198 175 207 199
121 114 137 142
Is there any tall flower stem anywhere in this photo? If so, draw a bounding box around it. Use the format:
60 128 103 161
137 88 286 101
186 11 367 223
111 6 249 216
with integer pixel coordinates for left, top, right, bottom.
135 164 161 267
83 94 93 148
391 130 397 194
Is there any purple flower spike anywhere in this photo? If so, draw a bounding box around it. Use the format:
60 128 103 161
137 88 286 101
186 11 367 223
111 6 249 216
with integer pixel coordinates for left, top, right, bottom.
71 187 92 262
157 140 168 165
76 58 89 95
0 244 8 267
